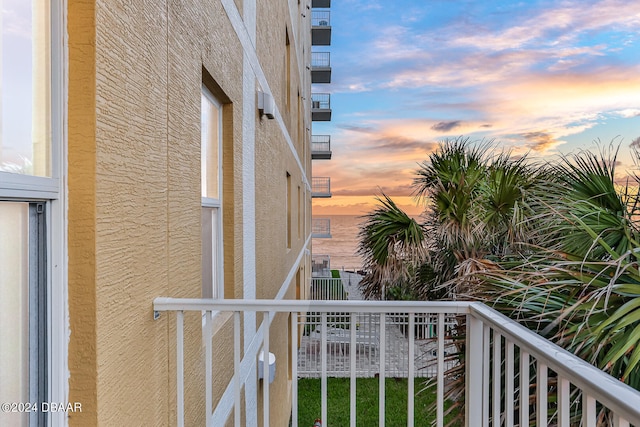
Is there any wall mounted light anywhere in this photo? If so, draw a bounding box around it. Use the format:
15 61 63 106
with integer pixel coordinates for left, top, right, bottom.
258 91 275 119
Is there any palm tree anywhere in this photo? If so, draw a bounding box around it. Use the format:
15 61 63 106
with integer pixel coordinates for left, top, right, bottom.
358 139 640 424
357 193 427 300
476 147 640 389
357 137 541 300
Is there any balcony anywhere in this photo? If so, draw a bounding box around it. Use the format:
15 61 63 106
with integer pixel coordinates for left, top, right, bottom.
311 52 331 83
311 135 332 159
312 218 331 238
312 11 331 46
311 254 331 277
153 298 640 427
312 176 331 198
311 0 330 7
311 93 331 121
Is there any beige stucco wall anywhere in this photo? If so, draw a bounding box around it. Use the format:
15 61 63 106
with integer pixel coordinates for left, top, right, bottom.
67 0 311 425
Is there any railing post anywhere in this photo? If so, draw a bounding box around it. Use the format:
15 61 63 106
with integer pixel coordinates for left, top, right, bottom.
379 313 386 427
466 314 484 426
350 313 357 427
234 312 241 427
205 311 213 427
177 311 185 427
291 313 298 427
263 311 270 427
437 313 445 427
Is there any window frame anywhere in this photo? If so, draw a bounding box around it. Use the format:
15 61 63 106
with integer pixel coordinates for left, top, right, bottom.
201 85 224 300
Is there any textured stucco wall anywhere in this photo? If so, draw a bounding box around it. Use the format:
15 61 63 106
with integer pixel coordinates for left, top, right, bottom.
67 0 311 425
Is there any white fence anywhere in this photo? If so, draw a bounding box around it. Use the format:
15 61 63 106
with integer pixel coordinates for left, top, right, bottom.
153 298 640 427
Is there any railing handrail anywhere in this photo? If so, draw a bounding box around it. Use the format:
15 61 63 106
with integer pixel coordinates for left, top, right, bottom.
469 303 640 422
153 298 471 314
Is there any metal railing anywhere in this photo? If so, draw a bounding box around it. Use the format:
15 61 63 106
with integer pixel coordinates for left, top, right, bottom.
311 93 330 110
311 135 331 154
153 299 640 427
312 10 330 27
311 218 331 238
309 278 345 300
311 176 331 197
311 52 330 68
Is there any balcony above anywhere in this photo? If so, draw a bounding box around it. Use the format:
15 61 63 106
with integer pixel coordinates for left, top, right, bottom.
311 11 331 46
312 218 331 238
311 52 331 83
311 135 331 159
311 93 331 121
311 0 330 7
312 176 331 198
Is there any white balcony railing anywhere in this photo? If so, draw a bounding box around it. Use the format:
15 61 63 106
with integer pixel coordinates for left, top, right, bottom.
153 299 640 427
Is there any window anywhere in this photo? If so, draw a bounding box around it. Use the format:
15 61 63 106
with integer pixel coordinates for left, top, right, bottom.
201 85 223 299
0 2 64 425
0 0 52 176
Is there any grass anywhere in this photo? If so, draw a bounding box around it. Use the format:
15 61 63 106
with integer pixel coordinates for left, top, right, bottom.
297 377 450 426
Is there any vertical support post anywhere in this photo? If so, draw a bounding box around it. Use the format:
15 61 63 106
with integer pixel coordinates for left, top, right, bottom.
205 311 213 427
321 312 327 426
482 326 490 427
582 394 596 427
263 311 270 427
505 340 514 427
519 351 529 427
466 314 484 427
437 313 445 427
350 313 357 427
408 313 415 427
177 311 185 427
291 313 298 427
557 376 569 427
379 313 386 427
492 333 501 427
234 312 241 427
536 362 547 426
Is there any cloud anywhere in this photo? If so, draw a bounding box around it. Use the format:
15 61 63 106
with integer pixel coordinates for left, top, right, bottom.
618 109 640 118
431 121 462 132
338 124 378 134
372 135 437 152
521 131 565 152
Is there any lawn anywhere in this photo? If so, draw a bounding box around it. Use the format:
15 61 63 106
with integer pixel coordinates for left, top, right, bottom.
297 377 450 426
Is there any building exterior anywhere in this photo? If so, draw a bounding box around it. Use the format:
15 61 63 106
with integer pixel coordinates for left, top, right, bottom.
0 0 313 425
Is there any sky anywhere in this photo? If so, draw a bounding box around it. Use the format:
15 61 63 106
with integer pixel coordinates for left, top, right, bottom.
311 0 640 216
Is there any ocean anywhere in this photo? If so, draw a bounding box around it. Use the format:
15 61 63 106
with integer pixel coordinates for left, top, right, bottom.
312 215 365 271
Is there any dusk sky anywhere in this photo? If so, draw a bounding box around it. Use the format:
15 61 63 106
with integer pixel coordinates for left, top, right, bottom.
311 0 640 216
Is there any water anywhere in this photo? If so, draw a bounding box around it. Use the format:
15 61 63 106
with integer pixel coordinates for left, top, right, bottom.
312 215 365 271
